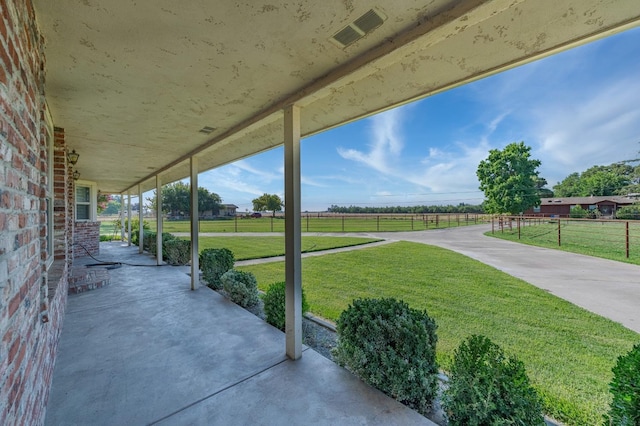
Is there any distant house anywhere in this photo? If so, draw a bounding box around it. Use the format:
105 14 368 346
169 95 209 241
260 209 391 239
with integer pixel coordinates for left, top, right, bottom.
218 204 238 217
524 196 635 217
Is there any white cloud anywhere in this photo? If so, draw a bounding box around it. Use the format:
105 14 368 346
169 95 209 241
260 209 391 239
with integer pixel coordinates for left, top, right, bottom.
337 107 406 173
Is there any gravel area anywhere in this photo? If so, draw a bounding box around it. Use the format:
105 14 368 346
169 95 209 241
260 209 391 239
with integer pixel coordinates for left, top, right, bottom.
243 296 338 361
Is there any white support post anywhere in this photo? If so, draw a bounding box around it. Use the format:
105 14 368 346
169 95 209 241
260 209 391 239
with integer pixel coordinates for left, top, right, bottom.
190 157 199 291
284 104 302 360
120 192 125 241
156 175 163 265
127 191 132 246
138 185 143 253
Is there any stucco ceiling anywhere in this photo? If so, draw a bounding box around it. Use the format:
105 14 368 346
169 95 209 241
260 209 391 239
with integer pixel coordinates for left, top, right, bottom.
32 0 640 194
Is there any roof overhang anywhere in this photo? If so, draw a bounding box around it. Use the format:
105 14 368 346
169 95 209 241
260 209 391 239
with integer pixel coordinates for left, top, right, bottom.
33 0 640 194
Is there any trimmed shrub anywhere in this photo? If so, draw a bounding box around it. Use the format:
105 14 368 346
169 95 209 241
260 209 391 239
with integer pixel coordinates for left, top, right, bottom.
605 342 640 425
142 230 156 252
149 232 176 258
442 334 545 426
616 204 640 220
333 298 438 415
200 248 234 289
128 218 150 246
164 239 191 265
262 281 310 331
570 205 589 218
221 269 259 307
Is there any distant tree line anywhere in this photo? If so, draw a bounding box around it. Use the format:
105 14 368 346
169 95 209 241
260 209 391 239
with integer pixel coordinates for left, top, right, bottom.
327 203 484 214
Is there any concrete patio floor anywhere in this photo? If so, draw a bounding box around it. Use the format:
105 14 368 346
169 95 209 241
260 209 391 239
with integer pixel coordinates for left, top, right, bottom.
45 242 435 425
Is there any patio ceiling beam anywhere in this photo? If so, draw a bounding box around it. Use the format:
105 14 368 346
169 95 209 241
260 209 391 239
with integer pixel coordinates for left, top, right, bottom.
284 104 302 360
190 157 199 291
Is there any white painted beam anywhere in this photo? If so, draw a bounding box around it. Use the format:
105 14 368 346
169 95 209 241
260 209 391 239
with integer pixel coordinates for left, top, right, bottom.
127 191 132 246
120 192 125 241
138 184 143 254
190 157 199 291
284 104 302 360
156 175 163 266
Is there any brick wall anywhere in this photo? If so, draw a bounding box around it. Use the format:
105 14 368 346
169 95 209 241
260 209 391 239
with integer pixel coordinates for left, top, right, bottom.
0 1 71 424
74 221 100 258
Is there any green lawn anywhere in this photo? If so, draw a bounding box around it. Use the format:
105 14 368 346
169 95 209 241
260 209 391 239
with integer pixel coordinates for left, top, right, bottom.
195 236 381 260
487 219 640 265
146 214 487 233
237 241 639 426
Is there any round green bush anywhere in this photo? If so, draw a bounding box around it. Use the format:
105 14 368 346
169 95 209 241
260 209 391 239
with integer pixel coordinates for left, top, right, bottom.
262 281 310 331
164 239 191 265
333 297 438 415
199 248 234 290
442 334 545 426
220 269 259 307
605 342 640 425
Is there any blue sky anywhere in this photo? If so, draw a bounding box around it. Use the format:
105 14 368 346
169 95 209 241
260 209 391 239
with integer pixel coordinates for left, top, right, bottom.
197 27 640 213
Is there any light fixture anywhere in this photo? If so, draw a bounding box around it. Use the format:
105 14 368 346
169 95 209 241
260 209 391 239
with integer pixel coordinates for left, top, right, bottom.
73 170 80 181
68 149 80 165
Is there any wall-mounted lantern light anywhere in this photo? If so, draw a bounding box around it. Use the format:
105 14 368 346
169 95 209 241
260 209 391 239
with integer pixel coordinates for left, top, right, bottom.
73 170 80 181
68 149 80 165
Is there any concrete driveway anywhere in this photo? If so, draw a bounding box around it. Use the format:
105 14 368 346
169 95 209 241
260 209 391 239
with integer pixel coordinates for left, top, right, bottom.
358 225 640 334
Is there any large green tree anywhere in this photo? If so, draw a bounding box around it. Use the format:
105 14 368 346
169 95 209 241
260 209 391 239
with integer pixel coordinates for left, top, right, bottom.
252 193 283 217
477 142 542 214
146 182 221 217
553 164 631 197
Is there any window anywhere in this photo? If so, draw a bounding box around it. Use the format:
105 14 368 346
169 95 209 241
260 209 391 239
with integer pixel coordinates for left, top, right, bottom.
588 205 597 211
75 180 97 221
533 206 540 213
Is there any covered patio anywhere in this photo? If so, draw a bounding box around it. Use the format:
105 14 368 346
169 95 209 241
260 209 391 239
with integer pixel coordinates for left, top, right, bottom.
45 243 434 425
2 1 640 424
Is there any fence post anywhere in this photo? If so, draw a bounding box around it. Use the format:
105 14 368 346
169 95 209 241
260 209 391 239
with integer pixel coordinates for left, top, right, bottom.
234 215 237 232
492 216 494 234
518 217 521 239
342 215 345 232
436 215 439 228
377 215 380 232
457 214 460 226
271 216 273 232
448 214 451 227
558 219 561 246
626 221 630 258
411 215 414 230
306 214 309 232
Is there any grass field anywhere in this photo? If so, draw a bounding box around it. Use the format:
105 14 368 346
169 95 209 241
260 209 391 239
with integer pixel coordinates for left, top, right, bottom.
238 241 639 426
488 219 640 265
196 236 381 260
115 214 487 233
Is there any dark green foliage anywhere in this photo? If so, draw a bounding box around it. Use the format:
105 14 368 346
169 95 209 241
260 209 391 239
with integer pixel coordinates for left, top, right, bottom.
605 342 640 425
616 205 640 220
142 230 156 252
477 142 542 214
570 205 589 218
221 269 259 307
333 298 438 415
442 335 545 426
199 248 234 289
262 281 310 331
164 239 191 265
148 232 176 259
127 218 150 246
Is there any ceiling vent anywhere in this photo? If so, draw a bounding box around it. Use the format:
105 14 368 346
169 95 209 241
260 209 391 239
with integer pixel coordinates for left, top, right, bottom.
199 126 216 134
331 8 387 48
